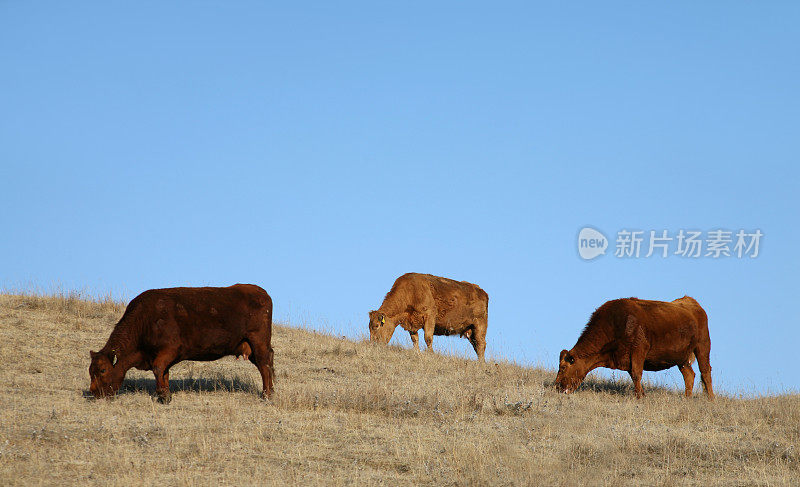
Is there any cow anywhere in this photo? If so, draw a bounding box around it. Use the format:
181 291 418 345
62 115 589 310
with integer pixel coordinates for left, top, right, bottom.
89 284 274 403
555 296 714 399
368 273 488 361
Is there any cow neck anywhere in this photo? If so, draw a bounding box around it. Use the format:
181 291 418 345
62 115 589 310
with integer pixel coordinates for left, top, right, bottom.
378 301 405 323
384 312 410 330
572 320 614 362
100 316 142 359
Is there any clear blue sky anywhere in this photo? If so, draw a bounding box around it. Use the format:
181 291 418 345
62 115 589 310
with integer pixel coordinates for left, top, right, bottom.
2 2 798 394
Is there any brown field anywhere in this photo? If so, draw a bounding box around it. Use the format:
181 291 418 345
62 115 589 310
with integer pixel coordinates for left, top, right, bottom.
0 292 798 486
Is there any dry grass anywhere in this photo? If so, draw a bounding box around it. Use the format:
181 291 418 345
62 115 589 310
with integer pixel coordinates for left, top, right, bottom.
0 292 798 486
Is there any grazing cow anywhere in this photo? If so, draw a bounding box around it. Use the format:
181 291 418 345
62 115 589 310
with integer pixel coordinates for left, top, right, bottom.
555 296 714 399
368 273 489 361
89 284 274 403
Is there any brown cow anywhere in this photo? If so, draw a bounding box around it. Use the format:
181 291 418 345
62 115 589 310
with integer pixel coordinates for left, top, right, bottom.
89 284 274 403
555 296 714 399
368 273 489 361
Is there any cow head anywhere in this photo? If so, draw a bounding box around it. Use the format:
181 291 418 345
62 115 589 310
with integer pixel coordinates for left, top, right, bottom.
368 310 396 345
89 350 122 398
555 349 589 394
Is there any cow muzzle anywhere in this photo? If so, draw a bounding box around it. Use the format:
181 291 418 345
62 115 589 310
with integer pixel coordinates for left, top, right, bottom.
555 376 578 394
90 379 115 399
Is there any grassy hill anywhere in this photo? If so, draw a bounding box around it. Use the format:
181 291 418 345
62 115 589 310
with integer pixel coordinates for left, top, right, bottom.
0 292 798 485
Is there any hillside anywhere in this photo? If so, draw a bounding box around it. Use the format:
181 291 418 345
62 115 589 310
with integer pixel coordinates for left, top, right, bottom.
0 293 798 486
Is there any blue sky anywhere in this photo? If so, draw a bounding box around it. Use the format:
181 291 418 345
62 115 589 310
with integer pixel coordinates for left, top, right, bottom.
2 2 798 394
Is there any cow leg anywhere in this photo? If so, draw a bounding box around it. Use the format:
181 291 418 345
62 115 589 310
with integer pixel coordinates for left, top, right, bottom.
468 326 486 362
423 326 434 353
629 346 647 399
420 312 436 353
629 365 644 399
263 346 275 398
678 363 695 397
247 336 274 399
409 330 420 351
152 350 177 404
694 344 715 400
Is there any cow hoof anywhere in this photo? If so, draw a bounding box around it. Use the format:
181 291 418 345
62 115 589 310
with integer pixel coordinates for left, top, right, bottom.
157 393 172 404
260 391 272 401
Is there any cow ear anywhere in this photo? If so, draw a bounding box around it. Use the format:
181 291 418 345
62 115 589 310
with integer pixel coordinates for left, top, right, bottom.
559 349 568 362
90 350 98 359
